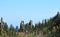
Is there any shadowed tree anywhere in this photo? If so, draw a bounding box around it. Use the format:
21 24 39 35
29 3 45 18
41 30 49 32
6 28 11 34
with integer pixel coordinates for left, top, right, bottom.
16 26 18 32
9 24 15 37
4 23 8 33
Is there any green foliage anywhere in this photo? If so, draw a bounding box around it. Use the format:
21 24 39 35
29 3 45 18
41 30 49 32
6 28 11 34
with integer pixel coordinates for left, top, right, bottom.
0 12 60 37
9 24 15 31
4 23 8 31
28 34 35 37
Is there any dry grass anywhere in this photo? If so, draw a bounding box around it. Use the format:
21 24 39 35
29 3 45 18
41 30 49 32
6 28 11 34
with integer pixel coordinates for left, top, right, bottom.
0 32 44 37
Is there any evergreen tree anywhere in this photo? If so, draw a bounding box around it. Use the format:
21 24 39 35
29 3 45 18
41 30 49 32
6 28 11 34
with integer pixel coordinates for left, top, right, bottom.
4 23 8 32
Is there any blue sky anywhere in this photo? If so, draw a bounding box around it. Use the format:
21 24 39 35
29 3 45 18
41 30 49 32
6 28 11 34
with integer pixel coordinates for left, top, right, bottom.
0 0 60 28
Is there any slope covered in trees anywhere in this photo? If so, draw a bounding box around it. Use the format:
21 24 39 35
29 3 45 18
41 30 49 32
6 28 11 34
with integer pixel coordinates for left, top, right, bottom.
0 12 60 37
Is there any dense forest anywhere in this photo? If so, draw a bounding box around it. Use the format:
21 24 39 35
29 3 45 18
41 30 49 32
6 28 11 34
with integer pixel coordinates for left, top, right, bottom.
0 12 60 37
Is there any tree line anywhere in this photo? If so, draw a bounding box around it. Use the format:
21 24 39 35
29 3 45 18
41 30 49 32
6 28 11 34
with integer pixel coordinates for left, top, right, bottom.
0 12 60 37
